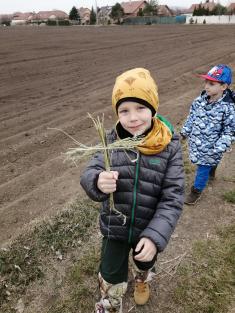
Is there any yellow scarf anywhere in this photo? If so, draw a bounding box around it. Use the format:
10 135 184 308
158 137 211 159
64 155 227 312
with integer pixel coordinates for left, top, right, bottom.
116 117 172 155
137 117 172 155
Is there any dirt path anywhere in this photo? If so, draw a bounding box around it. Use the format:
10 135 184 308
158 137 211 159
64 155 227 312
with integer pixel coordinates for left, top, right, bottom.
1 24 235 246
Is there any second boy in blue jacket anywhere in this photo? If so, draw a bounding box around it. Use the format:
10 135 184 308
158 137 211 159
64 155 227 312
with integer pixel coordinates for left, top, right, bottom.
181 64 235 205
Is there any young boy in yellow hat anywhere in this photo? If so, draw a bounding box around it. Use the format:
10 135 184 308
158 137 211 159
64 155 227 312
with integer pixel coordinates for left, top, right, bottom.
80 68 185 313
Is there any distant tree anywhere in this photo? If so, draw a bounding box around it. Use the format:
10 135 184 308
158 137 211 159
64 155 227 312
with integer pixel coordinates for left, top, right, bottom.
110 3 124 23
193 3 227 16
197 4 204 15
211 4 227 15
204 8 210 16
90 6 96 24
193 7 197 16
0 15 11 26
193 4 209 16
143 0 158 16
69 6 80 21
137 8 144 16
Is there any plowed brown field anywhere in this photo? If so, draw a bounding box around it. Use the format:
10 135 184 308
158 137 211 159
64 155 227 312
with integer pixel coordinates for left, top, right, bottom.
1 25 235 246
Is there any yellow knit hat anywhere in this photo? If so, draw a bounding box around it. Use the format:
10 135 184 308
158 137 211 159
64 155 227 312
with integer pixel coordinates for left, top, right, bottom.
112 68 159 115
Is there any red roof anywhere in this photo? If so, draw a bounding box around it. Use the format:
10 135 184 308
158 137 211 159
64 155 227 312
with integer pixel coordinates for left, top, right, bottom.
121 1 147 14
228 3 235 11
158 5 174 16
12 12 33 20
37 10 68 20
0 14 13 20
11 10 68 21
77 7 91 18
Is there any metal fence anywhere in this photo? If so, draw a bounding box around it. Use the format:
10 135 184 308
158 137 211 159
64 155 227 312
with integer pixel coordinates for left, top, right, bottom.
123 15 186 25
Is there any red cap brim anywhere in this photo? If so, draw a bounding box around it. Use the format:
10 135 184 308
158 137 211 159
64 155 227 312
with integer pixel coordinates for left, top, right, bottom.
198 74 221 82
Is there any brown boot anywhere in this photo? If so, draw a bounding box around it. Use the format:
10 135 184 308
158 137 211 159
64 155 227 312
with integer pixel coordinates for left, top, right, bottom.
134 271 150 305
209 166 217 181
185 186 202 205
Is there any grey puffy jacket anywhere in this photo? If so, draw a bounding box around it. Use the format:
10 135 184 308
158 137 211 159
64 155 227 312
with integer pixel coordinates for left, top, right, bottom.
80 129 185 252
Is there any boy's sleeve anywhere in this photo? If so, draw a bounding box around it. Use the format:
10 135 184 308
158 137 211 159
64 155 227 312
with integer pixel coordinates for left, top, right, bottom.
80 152 109 202
140 138 185 252
213 103 235 153
180 101 196 138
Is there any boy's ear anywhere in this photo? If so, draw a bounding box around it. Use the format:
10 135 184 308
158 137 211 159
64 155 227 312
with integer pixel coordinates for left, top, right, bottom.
222 83 228 90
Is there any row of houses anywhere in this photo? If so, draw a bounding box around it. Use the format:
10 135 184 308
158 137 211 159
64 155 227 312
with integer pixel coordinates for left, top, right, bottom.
98 2 175 25
0 2 174 26
97 0 235 25
1 0 235 26
0 8 92 26
0 10 69 26
98 0 235 21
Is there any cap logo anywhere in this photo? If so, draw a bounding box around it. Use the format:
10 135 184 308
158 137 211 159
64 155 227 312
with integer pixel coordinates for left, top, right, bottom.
124 76 136 86
209 66 223 78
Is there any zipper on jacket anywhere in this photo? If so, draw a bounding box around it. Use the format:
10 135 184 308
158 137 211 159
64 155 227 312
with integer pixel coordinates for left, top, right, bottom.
128 152 140 244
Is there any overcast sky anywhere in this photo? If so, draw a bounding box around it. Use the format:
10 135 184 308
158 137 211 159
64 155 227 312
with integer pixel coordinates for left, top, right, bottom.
0 0 230 14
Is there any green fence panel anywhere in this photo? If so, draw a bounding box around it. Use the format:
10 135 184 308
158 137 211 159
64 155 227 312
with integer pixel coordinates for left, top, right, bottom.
123 15 186 25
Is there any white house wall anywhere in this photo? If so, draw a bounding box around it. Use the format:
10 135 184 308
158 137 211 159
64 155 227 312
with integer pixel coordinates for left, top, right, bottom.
11 19 27 25
186 15 235 24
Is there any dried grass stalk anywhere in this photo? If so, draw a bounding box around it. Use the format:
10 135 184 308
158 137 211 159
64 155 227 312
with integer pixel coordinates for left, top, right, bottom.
49 114 143 225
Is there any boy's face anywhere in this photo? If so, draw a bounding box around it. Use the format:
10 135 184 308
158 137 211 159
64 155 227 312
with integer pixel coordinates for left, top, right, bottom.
204 79 228 101
117 101 152 136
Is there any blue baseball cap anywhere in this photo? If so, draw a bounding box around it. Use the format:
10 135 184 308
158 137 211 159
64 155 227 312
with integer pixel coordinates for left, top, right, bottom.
199 64 232 85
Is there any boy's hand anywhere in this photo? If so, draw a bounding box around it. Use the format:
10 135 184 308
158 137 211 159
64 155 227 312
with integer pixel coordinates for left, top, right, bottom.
97 171 119 194
134 237 157 262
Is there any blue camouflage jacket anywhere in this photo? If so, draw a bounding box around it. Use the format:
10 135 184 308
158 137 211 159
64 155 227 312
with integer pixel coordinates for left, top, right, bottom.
181 89 235 166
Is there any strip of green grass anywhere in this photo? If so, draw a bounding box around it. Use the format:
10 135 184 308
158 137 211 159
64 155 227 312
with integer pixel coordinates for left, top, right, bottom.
222 190 235 204
48 246 100 313
47 222 235 313
173 223 235 313
0 198 99 308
